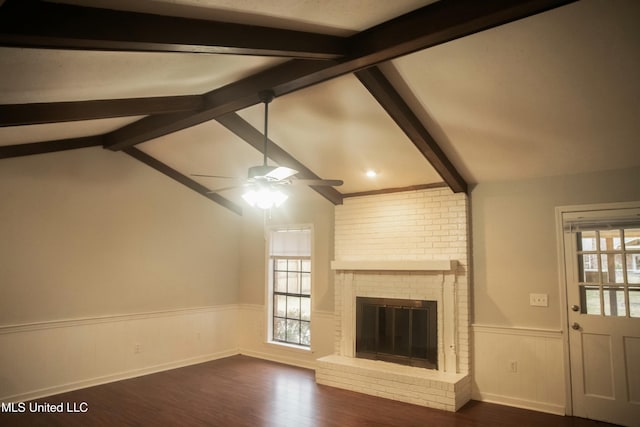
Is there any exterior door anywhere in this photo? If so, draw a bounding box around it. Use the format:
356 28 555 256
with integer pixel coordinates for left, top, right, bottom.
562 206 640 427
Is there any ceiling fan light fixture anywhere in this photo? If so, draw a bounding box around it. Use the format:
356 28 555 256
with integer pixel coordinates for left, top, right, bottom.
242 185 288 210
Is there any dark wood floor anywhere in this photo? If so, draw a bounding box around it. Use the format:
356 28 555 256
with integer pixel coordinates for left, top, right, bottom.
0 355 620 427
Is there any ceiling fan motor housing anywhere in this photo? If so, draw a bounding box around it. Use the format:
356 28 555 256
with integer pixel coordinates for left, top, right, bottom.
248 165 278 179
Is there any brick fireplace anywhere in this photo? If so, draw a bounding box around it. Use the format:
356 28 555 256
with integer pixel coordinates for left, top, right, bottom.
315 188 471 411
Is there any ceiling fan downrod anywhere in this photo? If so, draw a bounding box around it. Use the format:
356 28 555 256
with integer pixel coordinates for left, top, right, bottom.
258 90 275 168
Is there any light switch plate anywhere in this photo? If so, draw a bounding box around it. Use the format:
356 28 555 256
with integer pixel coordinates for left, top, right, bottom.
529 293 548 307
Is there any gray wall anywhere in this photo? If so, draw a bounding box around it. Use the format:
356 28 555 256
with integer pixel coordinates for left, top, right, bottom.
0 147 241 324
471 166 640 329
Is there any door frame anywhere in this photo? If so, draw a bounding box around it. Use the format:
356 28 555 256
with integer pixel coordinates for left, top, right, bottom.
555 200 640 417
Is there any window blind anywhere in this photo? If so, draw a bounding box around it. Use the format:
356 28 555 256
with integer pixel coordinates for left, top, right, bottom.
269 228 311 257
563 207 640 232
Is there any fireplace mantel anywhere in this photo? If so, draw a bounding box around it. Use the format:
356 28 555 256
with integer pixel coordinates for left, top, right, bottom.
331 260 456 272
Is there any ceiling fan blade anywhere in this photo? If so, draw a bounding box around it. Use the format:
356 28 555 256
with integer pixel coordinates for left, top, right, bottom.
291 179 343 187
191 174 241 180
206 185 241 193
265 166 298 181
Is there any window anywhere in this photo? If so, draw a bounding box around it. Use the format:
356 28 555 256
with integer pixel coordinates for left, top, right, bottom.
576 227 640 317
268 227 312 347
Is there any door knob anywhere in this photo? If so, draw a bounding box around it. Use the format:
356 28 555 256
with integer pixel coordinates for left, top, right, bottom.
571 305 580 312
571 322 580 330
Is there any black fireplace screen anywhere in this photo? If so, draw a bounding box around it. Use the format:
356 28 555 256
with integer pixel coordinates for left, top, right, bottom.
356 297 437 369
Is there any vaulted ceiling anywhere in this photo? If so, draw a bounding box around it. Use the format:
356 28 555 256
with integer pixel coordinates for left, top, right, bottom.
1 0 639 215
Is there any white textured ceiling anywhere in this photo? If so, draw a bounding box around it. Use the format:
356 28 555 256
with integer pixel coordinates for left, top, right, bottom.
0 48 282 103
235 73 442 194
391 0 640 184
55 0 438 35
0 116 144 146
2 0 640 203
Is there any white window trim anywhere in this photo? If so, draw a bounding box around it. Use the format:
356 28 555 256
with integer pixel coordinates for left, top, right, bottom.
265 224 314 351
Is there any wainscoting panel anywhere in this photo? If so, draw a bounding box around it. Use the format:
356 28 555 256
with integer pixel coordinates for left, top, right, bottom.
237 304 334 369
0 305 239 402
471 324 566 415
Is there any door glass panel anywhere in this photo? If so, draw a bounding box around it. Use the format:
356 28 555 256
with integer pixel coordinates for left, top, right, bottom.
603 286 626 317
623 228 640 250
630 287 640 318
600 229 622 251
577 227 640 318
579 254 599 282
580 285 601 315
601 254 624 284
578 231 598 251
628 254 640 284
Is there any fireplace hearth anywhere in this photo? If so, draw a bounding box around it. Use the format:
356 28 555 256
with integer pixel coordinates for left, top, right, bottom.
356 297 437 369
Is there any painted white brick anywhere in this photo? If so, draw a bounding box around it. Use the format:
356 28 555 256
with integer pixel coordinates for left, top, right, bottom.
327 188 471 410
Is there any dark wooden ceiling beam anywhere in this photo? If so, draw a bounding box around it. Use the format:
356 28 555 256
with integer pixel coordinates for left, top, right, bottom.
215 113 343 206
0 0 346 59
102 0 576 151
103 60 331 151
347 0 575 63
343 182 449 198
0 95 204 127
355 66 467 194
124 147 242 215
0 135 104 159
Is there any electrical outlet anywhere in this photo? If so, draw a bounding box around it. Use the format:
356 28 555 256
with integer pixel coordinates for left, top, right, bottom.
529 293 548 307
508 360 518 373
134 343 142 354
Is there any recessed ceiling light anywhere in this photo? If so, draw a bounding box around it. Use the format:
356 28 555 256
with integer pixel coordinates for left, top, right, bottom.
365 170 377 178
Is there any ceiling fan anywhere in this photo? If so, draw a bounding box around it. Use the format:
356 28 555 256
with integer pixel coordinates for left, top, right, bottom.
192 90 343 208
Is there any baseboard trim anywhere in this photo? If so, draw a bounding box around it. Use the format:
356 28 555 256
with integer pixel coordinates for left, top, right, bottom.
3 349 239 403
472 391 566 416
239 348 317 371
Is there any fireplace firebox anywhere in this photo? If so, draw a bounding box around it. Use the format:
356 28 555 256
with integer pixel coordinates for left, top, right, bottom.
356 297 437 369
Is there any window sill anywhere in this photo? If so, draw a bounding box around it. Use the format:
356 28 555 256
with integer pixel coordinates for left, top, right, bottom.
267 340 312 353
